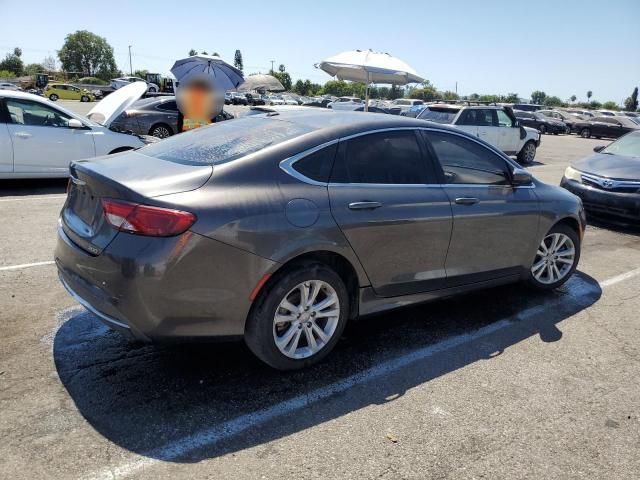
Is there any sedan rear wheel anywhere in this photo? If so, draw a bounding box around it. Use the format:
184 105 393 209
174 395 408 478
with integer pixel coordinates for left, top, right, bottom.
245 263 349 370
150 124 172 138
528 224 580 290
81 95 89 102
49 94 58 101
580 128 591 138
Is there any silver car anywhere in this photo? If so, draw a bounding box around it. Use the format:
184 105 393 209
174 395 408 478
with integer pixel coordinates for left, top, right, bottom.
56 109 585 370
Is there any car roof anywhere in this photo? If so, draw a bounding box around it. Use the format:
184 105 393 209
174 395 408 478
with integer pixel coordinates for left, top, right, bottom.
0 90 50 100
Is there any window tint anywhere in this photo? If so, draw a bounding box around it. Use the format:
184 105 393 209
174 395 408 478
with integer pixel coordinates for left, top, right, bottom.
418 107 458 124
291 143 338 183
496 110 513 127
156 100 177 111
424 131 509 185
5 99 72 128
330 130 429 184
457 109 497 126
142 117 314 165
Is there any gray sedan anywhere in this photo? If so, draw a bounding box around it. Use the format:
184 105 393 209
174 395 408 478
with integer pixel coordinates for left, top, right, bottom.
110 96 233 138
56 110 585 370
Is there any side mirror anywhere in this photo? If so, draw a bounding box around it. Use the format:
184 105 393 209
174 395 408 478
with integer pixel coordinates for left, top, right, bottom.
593 145 605 153
68 118 84 129
512 167 533 186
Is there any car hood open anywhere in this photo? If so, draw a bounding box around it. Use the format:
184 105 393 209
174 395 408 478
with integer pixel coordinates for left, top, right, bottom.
574 153 640 180
86 82 147 128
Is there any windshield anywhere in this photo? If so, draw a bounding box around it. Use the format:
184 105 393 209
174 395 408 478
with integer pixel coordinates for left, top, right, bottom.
602 132 640 158
418 107 459 124
141 117 314 165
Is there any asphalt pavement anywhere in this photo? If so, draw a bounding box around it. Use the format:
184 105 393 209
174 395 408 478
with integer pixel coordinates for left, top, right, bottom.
0 113 639 480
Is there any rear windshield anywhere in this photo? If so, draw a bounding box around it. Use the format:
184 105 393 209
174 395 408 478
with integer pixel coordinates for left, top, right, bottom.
141 117 313 165
418 107 459 124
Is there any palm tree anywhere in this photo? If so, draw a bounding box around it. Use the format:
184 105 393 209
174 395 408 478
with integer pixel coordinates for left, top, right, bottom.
587 91 592 103
570 95 577 103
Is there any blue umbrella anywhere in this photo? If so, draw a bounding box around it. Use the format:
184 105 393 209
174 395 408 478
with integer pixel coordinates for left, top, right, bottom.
171 54 244 91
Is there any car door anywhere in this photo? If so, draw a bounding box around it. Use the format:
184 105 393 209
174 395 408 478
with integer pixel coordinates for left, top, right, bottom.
496 109 519 154
422 130 540 285
328 129 453 297
0 101 13 172
5 98 95 174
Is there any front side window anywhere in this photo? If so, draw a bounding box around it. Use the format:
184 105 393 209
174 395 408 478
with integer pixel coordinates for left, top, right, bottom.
330 130 429 184
424 131 510 185
5 99 72 128
496 110 514 127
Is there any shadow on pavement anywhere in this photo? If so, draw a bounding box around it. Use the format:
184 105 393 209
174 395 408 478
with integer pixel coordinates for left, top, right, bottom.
0 178 68 197
53 272 601 463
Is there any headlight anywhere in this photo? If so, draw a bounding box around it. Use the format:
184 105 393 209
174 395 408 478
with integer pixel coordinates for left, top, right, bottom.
564 166 582 182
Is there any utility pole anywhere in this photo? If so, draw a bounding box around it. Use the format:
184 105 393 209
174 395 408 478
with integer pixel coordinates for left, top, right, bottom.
128 45 133 75
455 81 458 94
270 60 274 74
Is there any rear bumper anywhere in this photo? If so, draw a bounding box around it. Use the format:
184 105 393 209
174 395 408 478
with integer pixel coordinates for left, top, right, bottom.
55 225 278 340
561 177 640 222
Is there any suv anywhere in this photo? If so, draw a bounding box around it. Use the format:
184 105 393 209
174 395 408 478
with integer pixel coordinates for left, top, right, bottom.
418 103 541 164
244 92 265 106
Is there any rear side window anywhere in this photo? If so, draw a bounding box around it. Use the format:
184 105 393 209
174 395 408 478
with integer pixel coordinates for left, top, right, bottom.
330 130 430 184
291 143 338 183
424 131 509 185
141 117 314 165
157 100 177 111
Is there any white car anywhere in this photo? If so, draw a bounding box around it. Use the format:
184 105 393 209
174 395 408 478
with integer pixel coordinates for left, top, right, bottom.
328 96 363 110
0 83 153 179
111 76 159 93
0 82 21 91
264 95 285 106
281 95 299 105
389 98 424 114
418 103 541 164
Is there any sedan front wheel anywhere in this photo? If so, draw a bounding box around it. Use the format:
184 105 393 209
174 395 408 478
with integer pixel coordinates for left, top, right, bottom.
245 263 349 370
528 224 580 290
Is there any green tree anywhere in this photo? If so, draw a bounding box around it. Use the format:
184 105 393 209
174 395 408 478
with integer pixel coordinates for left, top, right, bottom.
503 93 519 103
13 47 22 58
441 90 459 101
587 90 592 102
201 51 208 55
531 90 546 104
278 64 286 73
58 30 118 80
212 52 220 57
544 96 564 107
23 63 44 76
0 69 15 79
623 87 638 111
188 49 197 56
234 49 243 72
601 101 619 110
272 70 292 91
293 79 305 94
570 95 577 103
133 69 148 79
0 51 23 76
409 85 438 101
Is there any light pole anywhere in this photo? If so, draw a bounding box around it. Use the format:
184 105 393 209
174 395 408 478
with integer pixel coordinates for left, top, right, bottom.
270 60 274 74
128 45 133 75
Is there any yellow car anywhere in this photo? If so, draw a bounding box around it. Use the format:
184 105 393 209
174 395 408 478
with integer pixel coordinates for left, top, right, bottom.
44 83 96 102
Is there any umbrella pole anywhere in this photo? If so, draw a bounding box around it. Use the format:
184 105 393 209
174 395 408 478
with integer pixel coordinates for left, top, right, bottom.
364 72 370 112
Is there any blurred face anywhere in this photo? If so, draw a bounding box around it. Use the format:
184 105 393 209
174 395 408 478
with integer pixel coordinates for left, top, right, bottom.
176 79 223 119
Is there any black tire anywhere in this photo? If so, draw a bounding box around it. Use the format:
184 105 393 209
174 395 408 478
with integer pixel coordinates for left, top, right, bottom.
538 124 547 134
580 128 591 138
148 86 157 93
149 123 173 138
245 263 349 370
49 94 58 101
527 223 580 290
81 95 89 102
517 140 537 164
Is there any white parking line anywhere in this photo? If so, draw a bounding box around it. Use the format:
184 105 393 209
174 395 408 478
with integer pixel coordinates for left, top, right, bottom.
0 195 67 202
600 267 640 288
82 275 602 480
0 260 55 272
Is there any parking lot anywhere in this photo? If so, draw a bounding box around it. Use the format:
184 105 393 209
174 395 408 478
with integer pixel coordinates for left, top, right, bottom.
1 115 639 480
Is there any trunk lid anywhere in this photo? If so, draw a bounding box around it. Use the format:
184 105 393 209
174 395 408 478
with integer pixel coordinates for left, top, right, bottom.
62 152 212 255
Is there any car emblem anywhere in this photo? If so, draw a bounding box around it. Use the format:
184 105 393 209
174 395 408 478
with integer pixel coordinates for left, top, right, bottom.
602 179 615 189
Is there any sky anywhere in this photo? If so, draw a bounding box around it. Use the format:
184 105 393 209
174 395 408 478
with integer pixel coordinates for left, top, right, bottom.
1 0 639 104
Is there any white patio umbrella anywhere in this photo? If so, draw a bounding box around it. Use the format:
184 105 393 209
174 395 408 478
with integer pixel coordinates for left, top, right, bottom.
316 49 424 111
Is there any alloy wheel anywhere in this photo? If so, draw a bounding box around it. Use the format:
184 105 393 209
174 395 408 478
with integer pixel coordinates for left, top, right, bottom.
524 142 536 163
151 126 171 138
273 280 340 359
531 233 575 285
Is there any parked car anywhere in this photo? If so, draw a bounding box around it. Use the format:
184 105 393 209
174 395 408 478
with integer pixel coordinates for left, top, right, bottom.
0 84 155 179
418 103 541 164
230 92 248 105
561 130 640 224
56 109 584 370
390 98 424 115
224 92 232 105
514 110 567 135
353 106 391 114
264 95 285 106
512 103 544 112
0 82 21 91
244 92 265 106
111 76 159 93
328 96 363 110
565 109 595 118
616 111 640 119
538 109 580 133
44 83 95 102
573 116 640 139
596 110 616 117
280 95 299 105
109 95 234 138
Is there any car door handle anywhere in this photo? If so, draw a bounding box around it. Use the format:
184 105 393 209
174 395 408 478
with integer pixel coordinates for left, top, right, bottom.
14 132 32 139
348 201 383 210
455 197 479 206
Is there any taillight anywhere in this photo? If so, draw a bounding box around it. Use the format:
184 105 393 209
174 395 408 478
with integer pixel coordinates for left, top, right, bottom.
102 198 196 237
